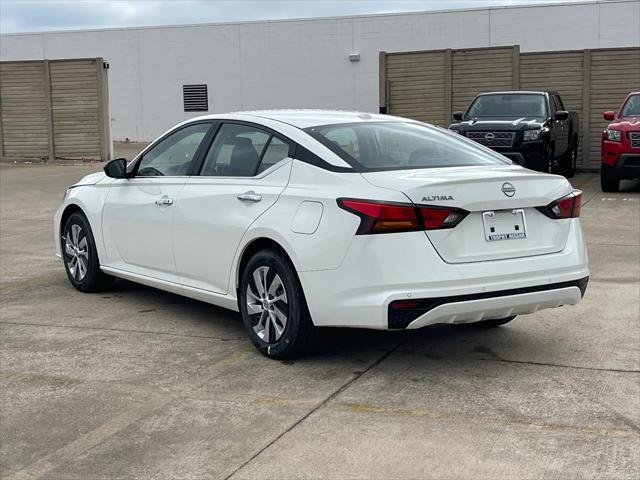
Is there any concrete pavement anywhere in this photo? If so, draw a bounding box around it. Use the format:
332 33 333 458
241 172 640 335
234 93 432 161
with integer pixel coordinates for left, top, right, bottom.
1 162 638 479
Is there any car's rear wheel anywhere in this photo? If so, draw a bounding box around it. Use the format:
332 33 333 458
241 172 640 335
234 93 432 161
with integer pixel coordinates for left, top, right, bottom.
239 249 315 359
62 212 113 292
467 316 516 328
600 164 620 192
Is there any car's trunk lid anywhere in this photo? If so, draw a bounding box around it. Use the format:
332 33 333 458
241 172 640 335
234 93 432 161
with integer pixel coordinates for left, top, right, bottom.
362 165 573 264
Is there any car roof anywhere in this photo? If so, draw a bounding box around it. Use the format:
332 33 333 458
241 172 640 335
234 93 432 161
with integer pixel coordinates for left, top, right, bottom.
478 91 550 96
189 109 406 129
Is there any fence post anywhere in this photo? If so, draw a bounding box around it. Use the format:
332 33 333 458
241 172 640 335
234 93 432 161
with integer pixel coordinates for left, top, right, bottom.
444 49 452 126
0 85 4 159
512 45 520 89
96 58 109 161
43 60 54 162
379 51 387 114
581 49 591 169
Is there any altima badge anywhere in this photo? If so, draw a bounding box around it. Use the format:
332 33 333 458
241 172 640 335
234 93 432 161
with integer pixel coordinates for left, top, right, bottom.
422 195 454 201
501 182 516 197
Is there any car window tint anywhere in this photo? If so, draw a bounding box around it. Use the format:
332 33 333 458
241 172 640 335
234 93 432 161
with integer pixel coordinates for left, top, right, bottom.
306 122 511 170
554 95 565 110
201 124 270 177
466 94 547 118
323 127 360 160
621 94 640 116
137 123 209 176
257 137 290 174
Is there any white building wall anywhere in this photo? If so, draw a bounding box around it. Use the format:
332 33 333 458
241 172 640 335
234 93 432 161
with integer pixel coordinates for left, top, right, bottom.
1 0 638 141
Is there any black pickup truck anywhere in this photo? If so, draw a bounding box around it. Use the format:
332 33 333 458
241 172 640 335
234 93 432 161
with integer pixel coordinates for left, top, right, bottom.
449 91 579 177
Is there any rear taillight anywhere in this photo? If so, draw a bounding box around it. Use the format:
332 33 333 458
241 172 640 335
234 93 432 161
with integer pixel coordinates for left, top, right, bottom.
537 190 582 219
337 198 468 235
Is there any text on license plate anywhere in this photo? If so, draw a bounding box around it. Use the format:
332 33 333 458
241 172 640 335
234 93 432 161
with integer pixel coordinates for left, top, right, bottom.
482 209 527 241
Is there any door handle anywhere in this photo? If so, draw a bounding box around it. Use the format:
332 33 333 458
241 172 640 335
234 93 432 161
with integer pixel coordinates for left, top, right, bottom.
155 197 174 206
237 191 262 202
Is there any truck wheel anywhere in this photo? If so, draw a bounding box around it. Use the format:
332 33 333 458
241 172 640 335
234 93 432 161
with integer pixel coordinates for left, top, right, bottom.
601 164 619 192
559 143 577 178
535 145 554 174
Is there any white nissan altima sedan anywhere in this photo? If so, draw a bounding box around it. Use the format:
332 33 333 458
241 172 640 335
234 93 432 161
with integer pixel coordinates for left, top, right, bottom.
55 110 589 358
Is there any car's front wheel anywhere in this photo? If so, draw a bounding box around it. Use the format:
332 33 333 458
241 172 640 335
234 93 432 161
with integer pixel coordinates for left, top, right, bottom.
62 212 113 292
239 249 316 359
534 144 554 174
559 142 577 178
600 163 620 192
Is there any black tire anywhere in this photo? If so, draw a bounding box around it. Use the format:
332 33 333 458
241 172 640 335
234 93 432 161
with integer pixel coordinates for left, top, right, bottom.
559 142 577 178
61 212 113 292
467 316 516 328
534 144 554 174
600 164 620 192
239 249 316 359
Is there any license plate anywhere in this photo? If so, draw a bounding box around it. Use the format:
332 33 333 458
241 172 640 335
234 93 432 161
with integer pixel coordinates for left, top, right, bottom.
482 209 527 241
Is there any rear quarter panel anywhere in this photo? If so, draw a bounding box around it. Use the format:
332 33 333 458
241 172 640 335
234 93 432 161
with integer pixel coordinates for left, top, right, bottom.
228 160 409 289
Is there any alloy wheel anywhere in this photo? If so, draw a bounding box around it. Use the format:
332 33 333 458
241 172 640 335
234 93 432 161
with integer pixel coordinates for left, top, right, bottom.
246 266 289 343
64 224 89 281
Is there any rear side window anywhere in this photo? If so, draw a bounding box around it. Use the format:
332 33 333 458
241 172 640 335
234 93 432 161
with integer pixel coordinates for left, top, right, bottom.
200 123 291 177
200 124 269 176
257 137 290 174
305 122 511 171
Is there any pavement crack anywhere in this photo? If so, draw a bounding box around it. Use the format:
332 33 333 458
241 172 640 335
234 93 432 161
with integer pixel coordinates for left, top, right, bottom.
473 348 640 374
0 320 244 342
222 333 413 480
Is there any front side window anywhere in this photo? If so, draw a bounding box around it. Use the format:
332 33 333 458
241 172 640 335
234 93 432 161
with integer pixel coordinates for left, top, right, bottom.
200 123 279 177
465 94 547 119
136 123 210 176
306 122 511 171
621 94 640 116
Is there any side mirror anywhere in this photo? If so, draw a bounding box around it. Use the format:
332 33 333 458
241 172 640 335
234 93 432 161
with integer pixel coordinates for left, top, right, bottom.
603 111 615 121
554 110 569 121
452 111 464 121
103 158 128 178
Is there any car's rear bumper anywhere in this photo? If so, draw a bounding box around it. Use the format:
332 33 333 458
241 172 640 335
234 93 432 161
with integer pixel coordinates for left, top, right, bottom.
299 219 588 329
391 279 587 329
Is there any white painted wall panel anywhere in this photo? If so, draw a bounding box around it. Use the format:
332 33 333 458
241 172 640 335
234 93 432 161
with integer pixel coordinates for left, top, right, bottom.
1 0 638 141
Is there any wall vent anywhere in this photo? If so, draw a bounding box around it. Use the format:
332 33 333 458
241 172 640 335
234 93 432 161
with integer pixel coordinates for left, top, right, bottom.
183 84 208 112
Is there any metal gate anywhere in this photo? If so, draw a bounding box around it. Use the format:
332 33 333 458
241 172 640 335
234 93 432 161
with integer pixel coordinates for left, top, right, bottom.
380 46 640 169
0 58 110 161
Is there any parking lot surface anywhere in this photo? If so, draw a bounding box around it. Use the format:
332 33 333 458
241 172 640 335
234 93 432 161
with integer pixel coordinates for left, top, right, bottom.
1 162 639 479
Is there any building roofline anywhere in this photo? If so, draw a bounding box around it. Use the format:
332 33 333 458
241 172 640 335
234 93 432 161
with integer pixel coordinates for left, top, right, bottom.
1 0 629 37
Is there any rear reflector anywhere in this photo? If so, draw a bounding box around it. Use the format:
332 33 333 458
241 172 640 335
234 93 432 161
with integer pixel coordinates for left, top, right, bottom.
537 190 582 219
337 198 467 235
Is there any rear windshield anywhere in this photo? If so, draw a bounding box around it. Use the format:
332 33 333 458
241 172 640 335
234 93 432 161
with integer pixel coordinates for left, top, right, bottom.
304 121 511 171
621 94 640 116
465 94 547 119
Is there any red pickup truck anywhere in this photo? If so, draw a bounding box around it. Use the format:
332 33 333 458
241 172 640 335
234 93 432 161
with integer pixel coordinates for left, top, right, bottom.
601 92 640 192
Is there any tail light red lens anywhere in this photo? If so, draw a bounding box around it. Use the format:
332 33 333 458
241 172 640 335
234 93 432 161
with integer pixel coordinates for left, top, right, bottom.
420 207 467 230
337 198 468 235
538 190 582 219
